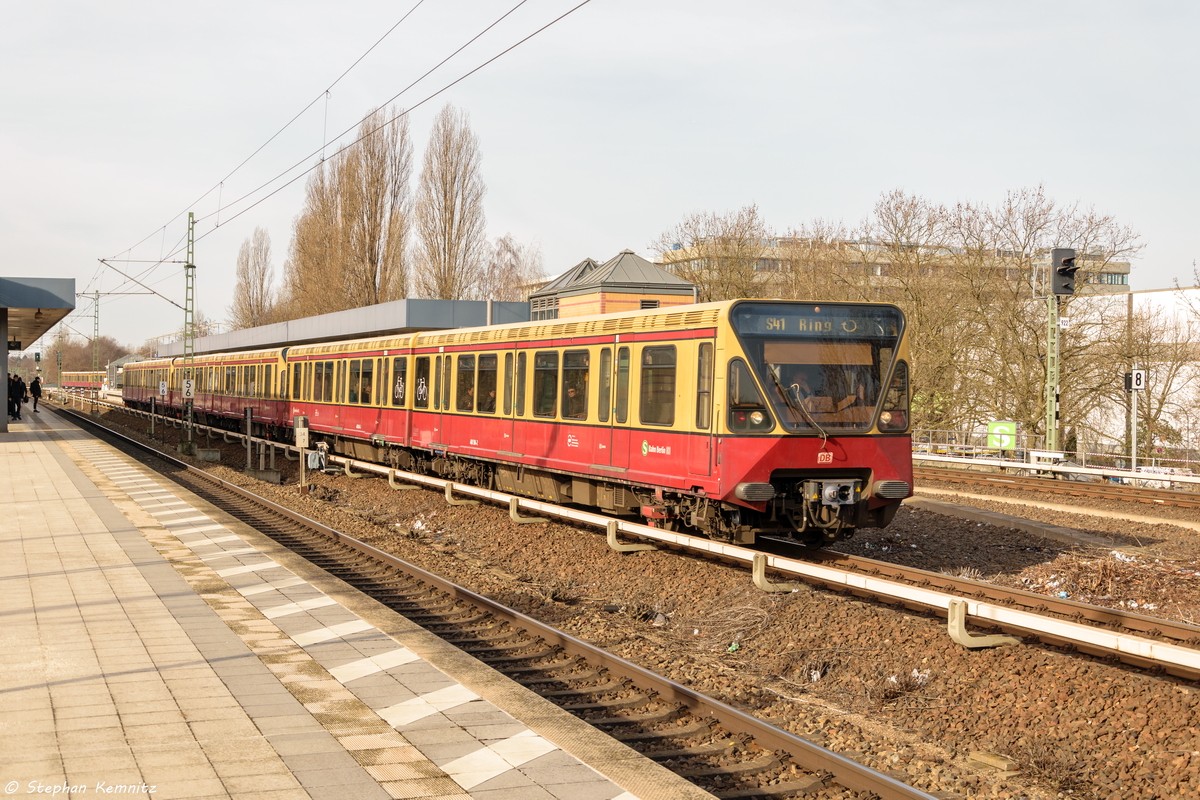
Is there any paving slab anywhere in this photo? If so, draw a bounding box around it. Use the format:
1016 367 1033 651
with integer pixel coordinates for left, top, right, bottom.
0 410 711 800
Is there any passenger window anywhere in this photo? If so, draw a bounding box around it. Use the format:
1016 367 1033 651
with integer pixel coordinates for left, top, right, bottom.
441 355 452 410
414 357 430 409
265 365 273 399
696 343 713 429
639 346 676 426
434 357 442 410
516 352 527 416
598 348 611 423
457 355 476 411
503 353 513 415
615 347 630 424
561 350 588 420
478 354 497 413
362 359 374 404
349 360 362 403
392 357 407 406
533 352 558 417
376 359 386 406
727 359 772 431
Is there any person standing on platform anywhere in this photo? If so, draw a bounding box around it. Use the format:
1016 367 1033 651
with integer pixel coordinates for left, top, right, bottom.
30 376 42 411
15 375 27 420
9 374 22 421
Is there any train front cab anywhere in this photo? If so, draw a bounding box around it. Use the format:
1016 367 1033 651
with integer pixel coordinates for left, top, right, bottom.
713 301 913 548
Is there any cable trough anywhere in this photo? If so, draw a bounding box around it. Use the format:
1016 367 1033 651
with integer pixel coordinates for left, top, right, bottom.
60 405 938 800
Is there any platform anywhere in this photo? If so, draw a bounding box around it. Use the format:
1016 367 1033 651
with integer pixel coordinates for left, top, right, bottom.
0 409 711 800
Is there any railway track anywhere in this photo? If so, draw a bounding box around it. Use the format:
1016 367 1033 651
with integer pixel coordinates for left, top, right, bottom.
57 405 939 800
66 400 1200 681
914 464 1200 508
772 543 1200 679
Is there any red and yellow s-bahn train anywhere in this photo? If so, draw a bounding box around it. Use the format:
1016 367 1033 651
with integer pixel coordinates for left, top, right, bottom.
124 300 912 547
60 370 107 391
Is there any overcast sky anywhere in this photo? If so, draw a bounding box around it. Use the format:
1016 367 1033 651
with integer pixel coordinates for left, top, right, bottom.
3 1 1196 349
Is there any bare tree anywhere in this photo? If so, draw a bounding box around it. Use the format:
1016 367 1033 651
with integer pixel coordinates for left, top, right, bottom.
280 106 413 319
341 106 413 305
658 187 1146 439
229 227 275 330
479 234 545 301
772 219 860 301
654 204 771 302
36 326 131 377
412 104 487 300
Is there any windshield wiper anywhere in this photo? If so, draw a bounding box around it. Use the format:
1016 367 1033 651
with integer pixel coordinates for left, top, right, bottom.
768 369 829 443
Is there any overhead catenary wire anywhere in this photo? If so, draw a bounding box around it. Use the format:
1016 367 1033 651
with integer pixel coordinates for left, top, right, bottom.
189 0 594 247
192 0 539 230
112 0 595 276
106 0 428 265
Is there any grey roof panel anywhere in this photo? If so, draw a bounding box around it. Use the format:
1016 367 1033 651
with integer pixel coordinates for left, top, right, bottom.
533 251 694 299
157 298 529 357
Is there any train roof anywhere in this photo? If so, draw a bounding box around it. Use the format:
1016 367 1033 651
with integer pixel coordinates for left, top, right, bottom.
128 299 904 365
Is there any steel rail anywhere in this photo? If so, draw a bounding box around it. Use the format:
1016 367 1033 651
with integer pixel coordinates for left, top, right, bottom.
914 465 1200 508
57 405 939 800
71 401 1200 679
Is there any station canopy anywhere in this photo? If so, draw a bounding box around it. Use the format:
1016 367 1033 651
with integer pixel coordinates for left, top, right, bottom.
0 277 75 351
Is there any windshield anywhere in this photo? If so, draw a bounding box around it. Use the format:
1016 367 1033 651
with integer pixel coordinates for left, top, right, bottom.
730 302 905 432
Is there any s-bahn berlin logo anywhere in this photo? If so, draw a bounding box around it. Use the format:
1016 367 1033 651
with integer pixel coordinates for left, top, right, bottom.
641 440 670 456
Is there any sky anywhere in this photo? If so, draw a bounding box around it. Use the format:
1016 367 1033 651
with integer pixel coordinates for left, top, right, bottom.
2 1 1197 350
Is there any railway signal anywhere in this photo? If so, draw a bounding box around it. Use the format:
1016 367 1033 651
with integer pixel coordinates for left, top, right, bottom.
1050 248 1078 295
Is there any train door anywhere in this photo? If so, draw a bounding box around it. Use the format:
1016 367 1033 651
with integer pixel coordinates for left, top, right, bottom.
390 355 411 446
332 359 346 430
411 355 433 446
603 344 632 470
687 341 715 477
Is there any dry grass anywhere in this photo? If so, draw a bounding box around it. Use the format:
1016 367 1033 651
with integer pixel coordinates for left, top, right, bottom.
1008 738 1095 798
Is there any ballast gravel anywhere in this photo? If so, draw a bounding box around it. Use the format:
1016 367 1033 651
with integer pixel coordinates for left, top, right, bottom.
95 410 1200 800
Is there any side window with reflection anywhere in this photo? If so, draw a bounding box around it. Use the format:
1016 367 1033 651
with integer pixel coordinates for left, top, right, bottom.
502 353 513 415
478 354 497 413
639 346 676 426
598 348 611 423
361 358 373 404
414 357 430 409
533 352 558 417
457 355 476 411
727 358 772 431
696 343 713 429
615 347 630 423
516 352 527 416
561 350 588 420
392 357 407 406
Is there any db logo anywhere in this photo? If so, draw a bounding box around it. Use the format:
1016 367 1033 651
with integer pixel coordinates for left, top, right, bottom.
816 451 833 464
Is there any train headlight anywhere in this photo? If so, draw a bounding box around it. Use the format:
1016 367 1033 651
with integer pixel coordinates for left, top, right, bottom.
749 411 764 425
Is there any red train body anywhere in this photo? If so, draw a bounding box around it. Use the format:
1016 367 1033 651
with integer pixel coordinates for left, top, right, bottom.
124 300 913 546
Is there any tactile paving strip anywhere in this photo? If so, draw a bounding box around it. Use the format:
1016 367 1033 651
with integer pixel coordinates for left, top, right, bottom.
58 432 640 800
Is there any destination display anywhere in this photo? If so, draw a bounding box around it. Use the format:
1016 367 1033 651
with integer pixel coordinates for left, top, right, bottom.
731 303 903 339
